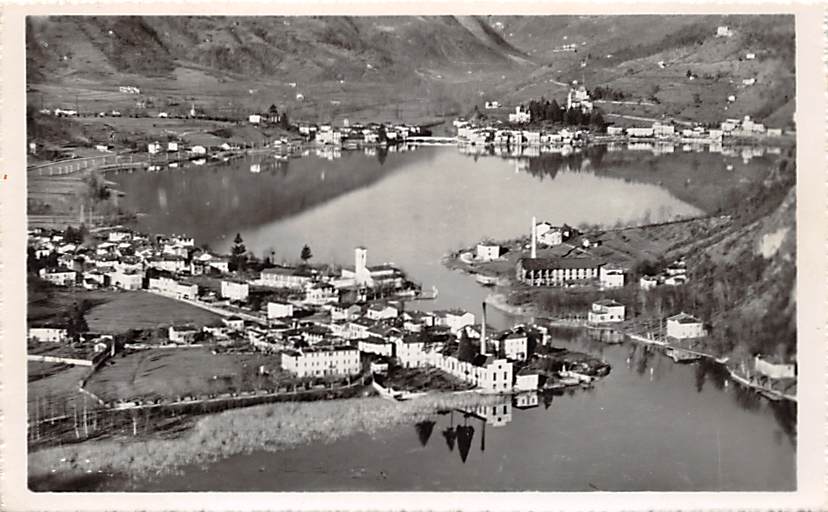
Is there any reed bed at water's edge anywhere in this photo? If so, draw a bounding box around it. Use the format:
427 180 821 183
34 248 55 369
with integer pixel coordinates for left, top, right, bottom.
29 393 500 485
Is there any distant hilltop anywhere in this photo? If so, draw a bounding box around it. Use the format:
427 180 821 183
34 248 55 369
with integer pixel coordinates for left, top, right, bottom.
27 15 794 128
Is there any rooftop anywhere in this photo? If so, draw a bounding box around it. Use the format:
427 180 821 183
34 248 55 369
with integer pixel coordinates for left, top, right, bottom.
667 312 702 324
519 257 604 271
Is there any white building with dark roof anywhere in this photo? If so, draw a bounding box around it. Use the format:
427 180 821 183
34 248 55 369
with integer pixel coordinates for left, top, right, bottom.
516 257 603 286
666 312 705 339
588 299 626 323
281 346 361 378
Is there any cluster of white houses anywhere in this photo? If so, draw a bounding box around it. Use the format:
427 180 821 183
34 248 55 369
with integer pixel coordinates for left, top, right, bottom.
29 227 539 393
639 260 690 290
455 119 588 148
298 121 427 147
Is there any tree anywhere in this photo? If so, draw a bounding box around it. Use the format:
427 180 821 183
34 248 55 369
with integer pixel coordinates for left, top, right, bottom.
230 233 247 272
65 301 89 342
456 332 476 363
300 244 313 263
589 110 606 132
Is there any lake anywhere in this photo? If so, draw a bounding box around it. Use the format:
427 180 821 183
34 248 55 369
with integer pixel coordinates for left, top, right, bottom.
107 143 794 491
127 331 795 492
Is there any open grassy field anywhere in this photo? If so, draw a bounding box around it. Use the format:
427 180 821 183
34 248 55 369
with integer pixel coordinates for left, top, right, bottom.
27 362 90 418
84 348 285 403
84 291 221 333
28 284 221 333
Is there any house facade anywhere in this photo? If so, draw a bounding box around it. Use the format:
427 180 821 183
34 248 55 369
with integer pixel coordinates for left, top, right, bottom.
267 301 294 320
516 258 603 286
28 327 68 342
281 346 361 378
39 267 77 286
599 265 625 289
476 243 502 262
260 267 313 289
588 299 626 323
754 355 796 380
666 312 706 339
221 280 249 302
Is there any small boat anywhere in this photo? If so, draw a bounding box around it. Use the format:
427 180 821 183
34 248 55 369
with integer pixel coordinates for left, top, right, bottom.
475 274 498 286
665 347 702 363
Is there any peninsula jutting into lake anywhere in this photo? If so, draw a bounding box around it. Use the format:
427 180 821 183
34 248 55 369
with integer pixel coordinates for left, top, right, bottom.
26 14 796 493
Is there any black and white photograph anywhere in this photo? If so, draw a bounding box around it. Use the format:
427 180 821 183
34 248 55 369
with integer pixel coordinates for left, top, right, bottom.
3 5 826 509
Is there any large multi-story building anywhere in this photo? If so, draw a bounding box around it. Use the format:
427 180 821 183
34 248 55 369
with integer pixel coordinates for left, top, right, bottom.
516 257 603 286
281 346 361 378
259 267 314 289
38 267 77 286
149 276 198 300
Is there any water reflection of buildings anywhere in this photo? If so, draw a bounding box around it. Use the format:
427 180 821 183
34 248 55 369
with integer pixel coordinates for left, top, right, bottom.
435 400 513 463
514 390 539 409
423 393 552 464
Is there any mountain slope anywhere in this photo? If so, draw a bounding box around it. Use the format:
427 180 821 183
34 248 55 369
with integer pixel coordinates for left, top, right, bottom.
26 15 795 128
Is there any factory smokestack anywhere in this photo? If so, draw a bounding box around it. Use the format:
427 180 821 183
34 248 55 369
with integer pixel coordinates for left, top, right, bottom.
480 302 487 356
531 216 537 258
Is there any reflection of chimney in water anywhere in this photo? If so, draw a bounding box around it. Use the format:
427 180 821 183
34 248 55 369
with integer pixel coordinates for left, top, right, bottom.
480 417 486 452
480 302 487 356
531 216 537 258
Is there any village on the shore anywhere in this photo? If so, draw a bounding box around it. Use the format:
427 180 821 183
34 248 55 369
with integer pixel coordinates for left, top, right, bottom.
26 19 797 439
28 188 796 419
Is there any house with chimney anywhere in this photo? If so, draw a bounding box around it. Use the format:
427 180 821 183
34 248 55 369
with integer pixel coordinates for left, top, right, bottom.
518 215 602 286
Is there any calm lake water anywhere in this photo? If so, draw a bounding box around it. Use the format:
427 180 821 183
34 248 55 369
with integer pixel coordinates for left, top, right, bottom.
129 332 795 492
108 144 794 491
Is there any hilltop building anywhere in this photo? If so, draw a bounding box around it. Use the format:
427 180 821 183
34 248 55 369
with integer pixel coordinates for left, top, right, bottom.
567 86 593 113
508 106 531 124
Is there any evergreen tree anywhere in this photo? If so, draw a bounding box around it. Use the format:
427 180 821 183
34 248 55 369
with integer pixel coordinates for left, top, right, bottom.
65 301 89 342
300 244 313 263
456 331 476 363
589 110 606 132
231 233 247 271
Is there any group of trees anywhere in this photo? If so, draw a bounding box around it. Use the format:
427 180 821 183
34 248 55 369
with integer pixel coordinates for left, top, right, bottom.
589 86 628 102
229 233 314 273
519 97 607 132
